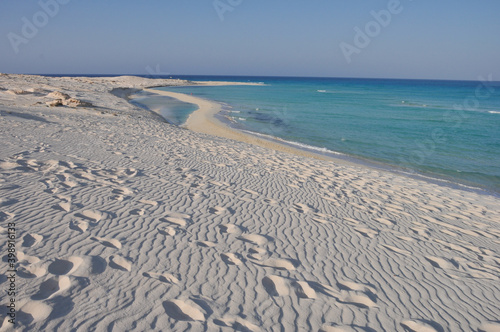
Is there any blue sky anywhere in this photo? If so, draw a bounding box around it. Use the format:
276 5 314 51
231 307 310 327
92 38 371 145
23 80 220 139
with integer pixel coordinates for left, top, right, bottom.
1 0 499 80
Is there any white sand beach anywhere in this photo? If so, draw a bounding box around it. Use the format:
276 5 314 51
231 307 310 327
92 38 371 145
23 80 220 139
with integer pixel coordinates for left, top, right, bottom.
0 74 499 332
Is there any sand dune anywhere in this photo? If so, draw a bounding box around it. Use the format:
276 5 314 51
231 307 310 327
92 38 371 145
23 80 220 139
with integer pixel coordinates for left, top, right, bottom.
0 74 499 331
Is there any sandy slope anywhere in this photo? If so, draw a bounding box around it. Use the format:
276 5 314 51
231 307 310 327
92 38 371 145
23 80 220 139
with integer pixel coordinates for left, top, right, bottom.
0 74 499 332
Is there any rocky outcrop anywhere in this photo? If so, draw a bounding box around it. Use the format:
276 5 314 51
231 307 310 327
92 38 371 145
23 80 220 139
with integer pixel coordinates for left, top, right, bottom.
46 99 64 107
64 98 92 107
47 91 70 100
45 91 92 107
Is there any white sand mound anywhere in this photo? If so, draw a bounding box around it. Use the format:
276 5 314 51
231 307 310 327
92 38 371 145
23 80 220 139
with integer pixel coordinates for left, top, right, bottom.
163 299 206 321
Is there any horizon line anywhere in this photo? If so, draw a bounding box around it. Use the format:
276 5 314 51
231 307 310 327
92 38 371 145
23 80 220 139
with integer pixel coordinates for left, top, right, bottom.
8 73 499 84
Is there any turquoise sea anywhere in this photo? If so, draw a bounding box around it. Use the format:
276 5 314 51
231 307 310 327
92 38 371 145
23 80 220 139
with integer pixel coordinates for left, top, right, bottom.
133 76 500 195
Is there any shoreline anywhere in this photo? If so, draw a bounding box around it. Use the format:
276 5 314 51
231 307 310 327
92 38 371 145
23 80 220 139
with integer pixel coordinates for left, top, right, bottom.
143 87 346 163
140 85 500 198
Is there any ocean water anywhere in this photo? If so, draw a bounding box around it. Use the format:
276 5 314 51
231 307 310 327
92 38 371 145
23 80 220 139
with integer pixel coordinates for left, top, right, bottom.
148 76 500 194
130 93 198 125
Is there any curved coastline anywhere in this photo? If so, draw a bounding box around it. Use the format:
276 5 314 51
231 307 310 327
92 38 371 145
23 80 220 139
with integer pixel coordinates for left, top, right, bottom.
142 87 350 164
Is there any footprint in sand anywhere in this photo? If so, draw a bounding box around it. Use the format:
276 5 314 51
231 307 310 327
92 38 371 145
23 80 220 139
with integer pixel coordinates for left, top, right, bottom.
0 198 18 207
189 182 206 189
73 170 95 181
209 206 226 215
130 208 145 216
56 194 72 204
400 319 442 332
18 265 47 278
0 160 19 170
67 256 107 277
291 203 312 214
158 226 177 236
33 276 71 300
109 255 132 272
69 219 89 232
22 233 43 247
313 283 341 298
263 198 278 205
112 186 133 196
117 167 138 177
262 275 290 296
17 301 53 325
338 291 377 308
91 236 122 249
163 299 206 321
54 201 71 212
335 281 378 308
161 212 191 227
221 253 244 266
0 211 15 222
162 217 187 227
48 256 83 275
292 281 317 299
111 195 124 202
61 180 78 188
59 160 77 169
218 224 243 235
143 272 179 284
247 247 268 260
17 251 40 265
45 187 59 194
237 234 272 246
139 199 158 206
75 209 102 223
188 192 202 200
